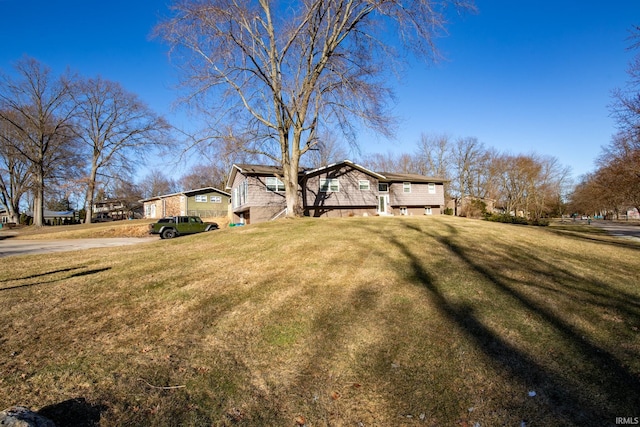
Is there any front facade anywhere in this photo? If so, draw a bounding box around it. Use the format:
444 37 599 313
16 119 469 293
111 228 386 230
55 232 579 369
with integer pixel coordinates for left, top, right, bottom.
93 199 143 220
141 187 231 219
227 160 446 224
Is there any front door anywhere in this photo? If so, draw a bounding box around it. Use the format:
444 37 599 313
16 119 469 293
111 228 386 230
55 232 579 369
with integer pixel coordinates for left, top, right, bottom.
377 195 389 214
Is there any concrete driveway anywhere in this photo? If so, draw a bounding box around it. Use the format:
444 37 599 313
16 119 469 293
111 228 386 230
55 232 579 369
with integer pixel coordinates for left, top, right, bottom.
590 220 640 241
0 236 156 258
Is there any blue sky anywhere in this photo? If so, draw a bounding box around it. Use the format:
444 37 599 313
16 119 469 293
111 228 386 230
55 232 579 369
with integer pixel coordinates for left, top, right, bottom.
1 0 638 180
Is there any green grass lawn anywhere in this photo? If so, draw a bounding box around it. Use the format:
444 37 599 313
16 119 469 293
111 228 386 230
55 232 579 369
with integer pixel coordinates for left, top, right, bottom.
1 216 639 426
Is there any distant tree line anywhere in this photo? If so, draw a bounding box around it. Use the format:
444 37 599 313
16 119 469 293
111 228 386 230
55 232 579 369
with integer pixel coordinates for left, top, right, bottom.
570 26 640 219
358 134 572 221
0 57 171 226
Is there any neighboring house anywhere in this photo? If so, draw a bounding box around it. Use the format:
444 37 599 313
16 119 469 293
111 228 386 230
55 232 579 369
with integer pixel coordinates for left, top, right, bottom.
0 209 11 224
140 187 231 219
25 210 76 225
227 160 447 224
93 199 142 221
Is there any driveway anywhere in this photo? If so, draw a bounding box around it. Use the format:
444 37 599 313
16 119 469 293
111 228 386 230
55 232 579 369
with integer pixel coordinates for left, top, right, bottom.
590 220 640 241
0 235 156 258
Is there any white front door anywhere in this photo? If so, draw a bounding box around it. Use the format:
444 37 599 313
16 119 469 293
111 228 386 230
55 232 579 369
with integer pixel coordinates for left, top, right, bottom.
377 195 389 214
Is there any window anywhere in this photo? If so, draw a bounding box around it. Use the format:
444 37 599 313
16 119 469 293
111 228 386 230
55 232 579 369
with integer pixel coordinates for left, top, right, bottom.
195 195 208 202
378 183 388 192
266 177 285 192
425 207 433 215
233 179 248 208
403 182 411 193
320 178 339 192
428 183 436 194
210 196 222 203
359 180 370 190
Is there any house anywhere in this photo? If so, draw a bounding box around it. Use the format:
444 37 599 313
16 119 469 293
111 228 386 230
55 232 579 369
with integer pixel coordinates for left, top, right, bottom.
140 187 231 219
226 160 447 224
93 198 142 221
24 210 76 225
0 209 12 225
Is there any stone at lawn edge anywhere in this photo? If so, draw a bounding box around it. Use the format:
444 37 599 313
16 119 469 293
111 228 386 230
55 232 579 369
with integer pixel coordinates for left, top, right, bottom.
0 406 56 427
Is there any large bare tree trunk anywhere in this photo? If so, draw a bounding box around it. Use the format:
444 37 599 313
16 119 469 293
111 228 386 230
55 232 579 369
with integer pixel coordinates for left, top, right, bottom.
283 152 302 218
33 164 45 227
84 162 98 224
156 0 474 218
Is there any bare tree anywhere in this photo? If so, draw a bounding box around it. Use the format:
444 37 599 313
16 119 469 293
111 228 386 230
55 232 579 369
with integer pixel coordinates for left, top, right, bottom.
449 137 492 215
139 169 179 199
71 77 172 223
593 26 640 217
179 163 227 190
0 111 33 223
611 26 640 142
595 133 640 215
492 153 570 220
415 133 452 178
0 57 79 226
156 0 474 217
360 151 421 173
302 132 349 169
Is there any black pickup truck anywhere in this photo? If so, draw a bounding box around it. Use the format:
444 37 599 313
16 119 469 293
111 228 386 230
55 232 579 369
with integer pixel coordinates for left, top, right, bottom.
149 216 218 239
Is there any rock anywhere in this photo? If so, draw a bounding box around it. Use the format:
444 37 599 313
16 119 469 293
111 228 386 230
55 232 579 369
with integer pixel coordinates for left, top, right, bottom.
0 406 56 427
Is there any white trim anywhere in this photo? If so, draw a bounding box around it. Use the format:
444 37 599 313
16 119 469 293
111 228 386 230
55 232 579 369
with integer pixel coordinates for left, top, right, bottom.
305 159 386 180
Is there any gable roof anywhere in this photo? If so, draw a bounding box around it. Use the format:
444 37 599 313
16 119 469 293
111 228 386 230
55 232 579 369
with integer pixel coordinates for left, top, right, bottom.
379 172 447 183
139 187 230 203
226 163 290 190
303 160 386 180
226 160 448 189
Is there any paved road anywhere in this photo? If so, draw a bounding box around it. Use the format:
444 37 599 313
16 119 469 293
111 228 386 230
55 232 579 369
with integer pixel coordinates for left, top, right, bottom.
590 220 640 241
0 236 156 258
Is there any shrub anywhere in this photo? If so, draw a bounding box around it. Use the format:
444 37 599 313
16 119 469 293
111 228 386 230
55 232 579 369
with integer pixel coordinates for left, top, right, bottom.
484 214 549 226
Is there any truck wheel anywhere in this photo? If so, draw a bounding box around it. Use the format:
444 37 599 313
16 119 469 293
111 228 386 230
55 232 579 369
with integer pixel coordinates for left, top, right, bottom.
161 228 176 239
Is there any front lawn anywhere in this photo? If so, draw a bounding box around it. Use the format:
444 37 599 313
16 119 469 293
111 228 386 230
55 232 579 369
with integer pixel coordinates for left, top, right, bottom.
1 216 638 426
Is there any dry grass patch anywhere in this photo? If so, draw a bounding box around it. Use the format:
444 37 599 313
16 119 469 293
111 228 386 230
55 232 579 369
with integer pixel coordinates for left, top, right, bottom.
1 216 639 426
7 216 230 239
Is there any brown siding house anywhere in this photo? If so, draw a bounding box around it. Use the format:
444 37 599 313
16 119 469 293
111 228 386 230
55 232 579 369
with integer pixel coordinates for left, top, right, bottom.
227 161 447 224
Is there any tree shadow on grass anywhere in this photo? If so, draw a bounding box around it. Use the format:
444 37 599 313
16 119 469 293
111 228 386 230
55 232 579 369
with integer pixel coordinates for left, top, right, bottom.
392 220 640 425
545 227 640 251
0 266 87 283
38 397 107 427
0 267 111 291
